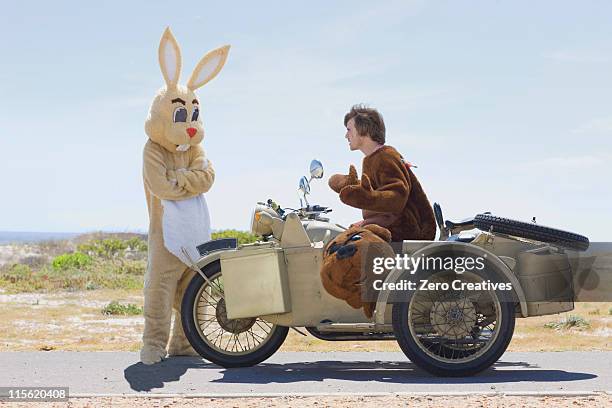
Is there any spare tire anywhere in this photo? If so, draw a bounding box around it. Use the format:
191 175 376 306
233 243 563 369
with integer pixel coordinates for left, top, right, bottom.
473 214 589 251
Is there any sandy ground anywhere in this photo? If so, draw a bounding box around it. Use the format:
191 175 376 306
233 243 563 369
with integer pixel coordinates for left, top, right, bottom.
0 289 610 352
0 394 610 407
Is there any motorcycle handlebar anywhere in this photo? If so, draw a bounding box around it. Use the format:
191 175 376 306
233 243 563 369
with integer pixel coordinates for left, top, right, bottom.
265 199 331 219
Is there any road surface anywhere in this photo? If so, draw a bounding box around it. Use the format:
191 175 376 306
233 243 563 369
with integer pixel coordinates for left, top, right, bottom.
0 352 609 396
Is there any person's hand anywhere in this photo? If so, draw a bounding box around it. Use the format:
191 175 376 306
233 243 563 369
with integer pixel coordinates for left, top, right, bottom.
347 165 359 186
340 174 374 208
329 164 359 193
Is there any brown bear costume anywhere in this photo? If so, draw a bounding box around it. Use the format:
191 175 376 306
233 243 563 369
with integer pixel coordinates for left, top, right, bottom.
320 224 396 318
329 145 436 242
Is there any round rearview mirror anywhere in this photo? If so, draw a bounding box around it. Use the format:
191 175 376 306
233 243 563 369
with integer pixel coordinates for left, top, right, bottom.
298 176 311 195
309 159 324 179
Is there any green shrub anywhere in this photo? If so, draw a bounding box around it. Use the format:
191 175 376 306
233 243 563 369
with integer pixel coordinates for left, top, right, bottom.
85 281 99 291
1 264 32 282
126 237 147 252
77 239 127 258
115 259 146 275
212 229 259 245
544 315 590 330
1 257 146 293
101 301 143 316
51 253 92 271
77 237 147 258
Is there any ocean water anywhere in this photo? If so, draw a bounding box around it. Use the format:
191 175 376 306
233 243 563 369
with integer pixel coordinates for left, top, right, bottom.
0 231 80 244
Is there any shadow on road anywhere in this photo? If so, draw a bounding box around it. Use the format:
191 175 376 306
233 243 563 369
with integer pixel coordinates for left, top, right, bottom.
211 359 597 385
124 357 596 391
124 357 210 392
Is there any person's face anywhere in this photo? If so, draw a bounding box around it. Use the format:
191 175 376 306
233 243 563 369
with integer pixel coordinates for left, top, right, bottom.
345 118 364 151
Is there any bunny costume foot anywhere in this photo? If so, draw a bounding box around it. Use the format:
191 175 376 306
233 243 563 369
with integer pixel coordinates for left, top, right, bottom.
140 344 167 365
141 27 229 365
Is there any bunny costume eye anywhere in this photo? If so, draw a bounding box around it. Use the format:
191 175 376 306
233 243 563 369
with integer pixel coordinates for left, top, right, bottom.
173 107 188 122
191 106 199 122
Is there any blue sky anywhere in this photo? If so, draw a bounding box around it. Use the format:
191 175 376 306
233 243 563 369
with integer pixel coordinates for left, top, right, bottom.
0 1 611 240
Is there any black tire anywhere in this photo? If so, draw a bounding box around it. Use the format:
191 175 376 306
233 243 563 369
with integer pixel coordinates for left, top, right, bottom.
474 214 589 251
392 265 516 377
181 261 289 368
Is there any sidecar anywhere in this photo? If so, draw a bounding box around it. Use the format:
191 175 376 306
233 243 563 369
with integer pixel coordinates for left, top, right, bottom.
180 161 591 377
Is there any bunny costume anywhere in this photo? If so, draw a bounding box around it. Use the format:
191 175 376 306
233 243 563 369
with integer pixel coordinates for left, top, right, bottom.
141 27 229 365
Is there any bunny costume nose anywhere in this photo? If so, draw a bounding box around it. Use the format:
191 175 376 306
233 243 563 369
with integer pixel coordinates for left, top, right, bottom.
186 128 197 138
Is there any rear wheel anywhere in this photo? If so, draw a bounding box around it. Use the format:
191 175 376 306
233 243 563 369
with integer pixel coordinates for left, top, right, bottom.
181 261 288 368
392 269 515 376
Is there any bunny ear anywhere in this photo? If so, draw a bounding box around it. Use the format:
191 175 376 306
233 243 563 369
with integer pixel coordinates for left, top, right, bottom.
187 45 230 90
158 27 182 88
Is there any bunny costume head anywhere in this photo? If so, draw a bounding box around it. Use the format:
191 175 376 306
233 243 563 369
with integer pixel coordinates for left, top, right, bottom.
145 27 229 153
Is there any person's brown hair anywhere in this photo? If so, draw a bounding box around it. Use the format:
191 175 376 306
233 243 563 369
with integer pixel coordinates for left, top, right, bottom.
344 104 386 144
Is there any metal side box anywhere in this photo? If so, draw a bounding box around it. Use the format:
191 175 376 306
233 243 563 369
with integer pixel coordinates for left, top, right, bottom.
220 247 291 319
517 249 573 303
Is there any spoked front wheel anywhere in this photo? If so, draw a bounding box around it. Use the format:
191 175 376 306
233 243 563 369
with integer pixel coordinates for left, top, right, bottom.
181 261 288 367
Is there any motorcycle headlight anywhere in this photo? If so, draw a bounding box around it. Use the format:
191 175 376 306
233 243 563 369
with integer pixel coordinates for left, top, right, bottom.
250 204 278 236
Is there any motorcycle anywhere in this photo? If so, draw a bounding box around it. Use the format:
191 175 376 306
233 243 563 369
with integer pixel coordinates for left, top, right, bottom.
180 160 590 376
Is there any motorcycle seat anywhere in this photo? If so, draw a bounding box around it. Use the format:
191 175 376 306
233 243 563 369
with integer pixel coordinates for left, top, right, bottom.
444 218 475 230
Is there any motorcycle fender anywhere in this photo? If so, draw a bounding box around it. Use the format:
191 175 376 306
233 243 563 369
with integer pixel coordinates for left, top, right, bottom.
195 251 226 272
374 242 528 325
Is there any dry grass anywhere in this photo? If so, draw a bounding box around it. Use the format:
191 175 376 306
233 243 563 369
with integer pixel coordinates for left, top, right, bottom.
0 289 144 352
0 288 609 353
507 302 612 352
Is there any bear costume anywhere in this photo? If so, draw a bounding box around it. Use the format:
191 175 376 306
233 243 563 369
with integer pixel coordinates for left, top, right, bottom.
329 145 436 242
140 28 229 365
320 224 396 318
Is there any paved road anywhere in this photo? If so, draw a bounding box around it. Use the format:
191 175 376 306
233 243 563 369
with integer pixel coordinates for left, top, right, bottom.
0 352 609 396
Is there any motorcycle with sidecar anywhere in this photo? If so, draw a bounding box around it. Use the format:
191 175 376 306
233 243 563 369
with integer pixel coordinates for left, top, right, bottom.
180 160 590 376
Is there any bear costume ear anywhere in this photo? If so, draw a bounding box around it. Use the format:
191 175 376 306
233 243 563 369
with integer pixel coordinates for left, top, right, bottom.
363 224 392 242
